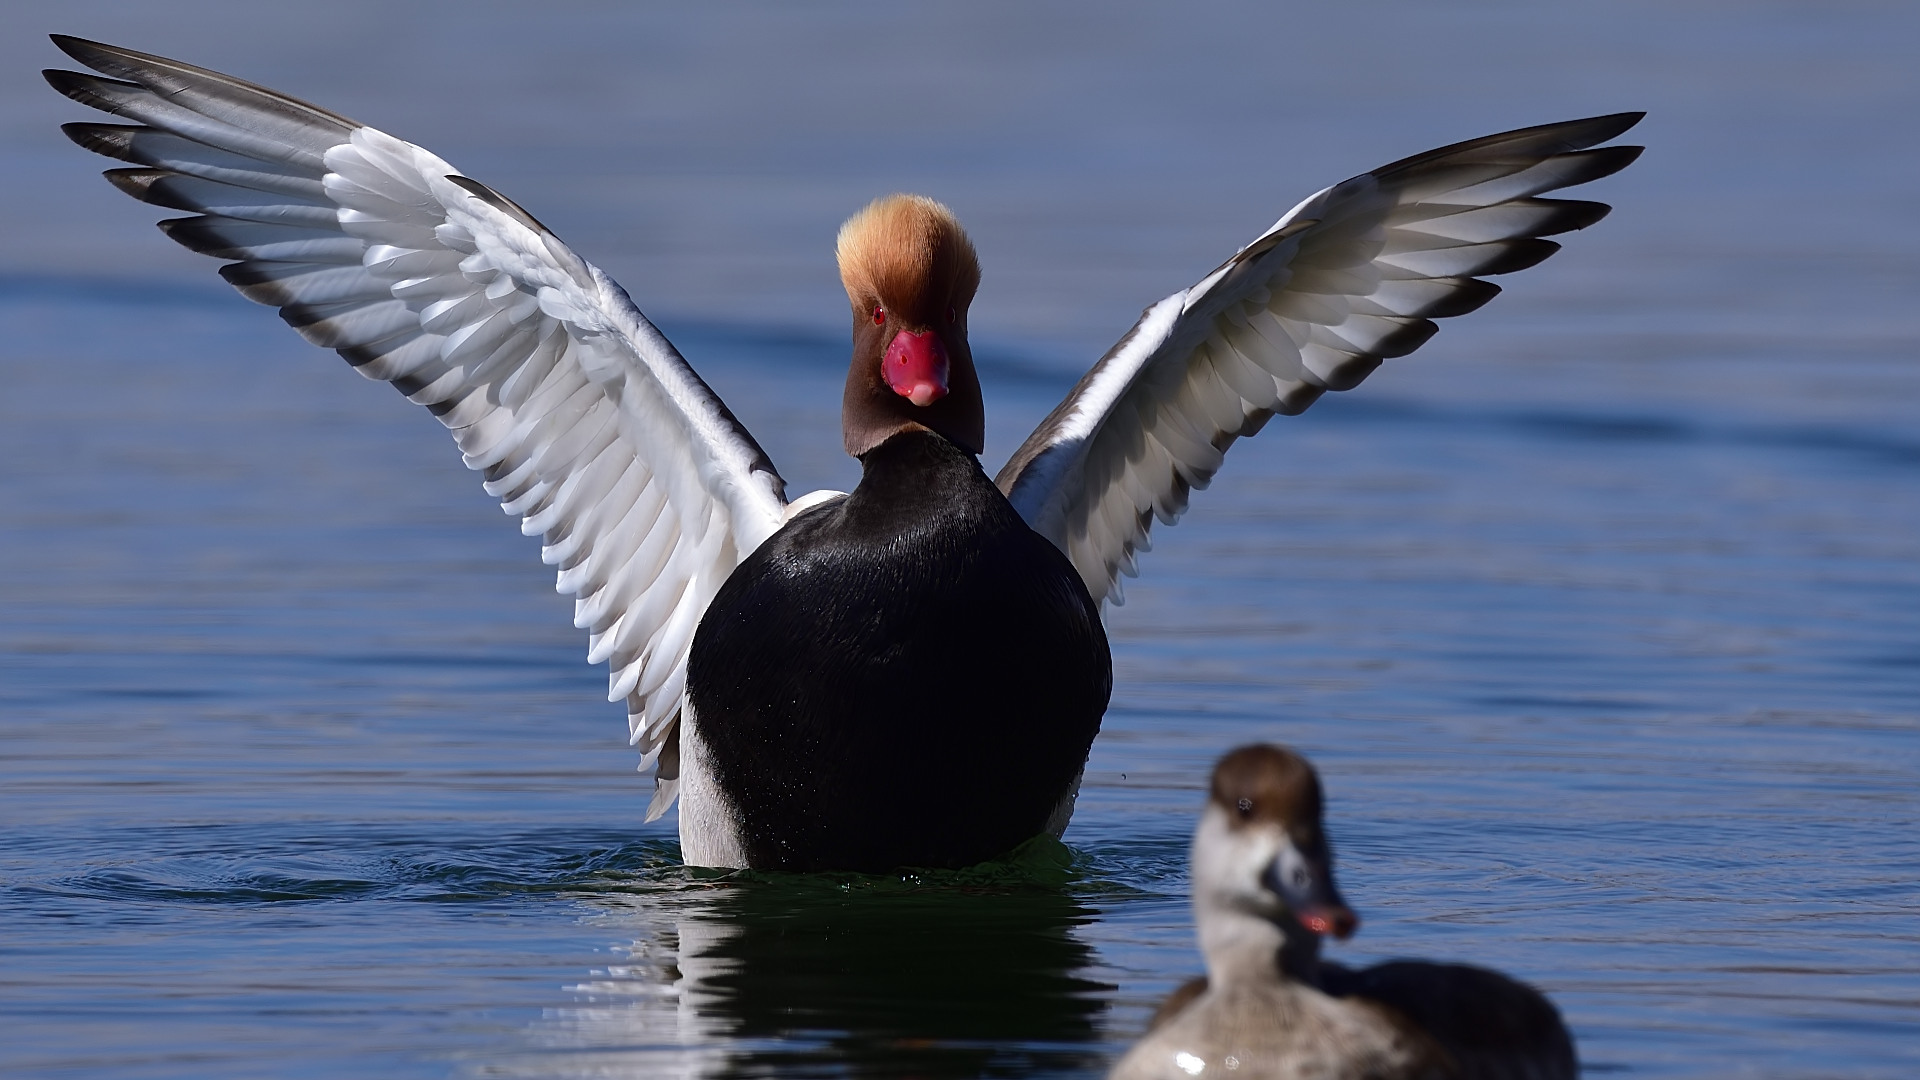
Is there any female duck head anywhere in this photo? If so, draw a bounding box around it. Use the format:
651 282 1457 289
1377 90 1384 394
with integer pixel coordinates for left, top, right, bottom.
1192 744 1358 981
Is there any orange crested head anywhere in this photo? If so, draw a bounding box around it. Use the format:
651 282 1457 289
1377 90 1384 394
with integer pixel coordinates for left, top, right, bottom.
835 194 980 324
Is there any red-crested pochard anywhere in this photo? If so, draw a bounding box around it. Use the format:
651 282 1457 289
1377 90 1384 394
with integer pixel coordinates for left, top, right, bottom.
1111 745 1575 1080
46 36 1641 870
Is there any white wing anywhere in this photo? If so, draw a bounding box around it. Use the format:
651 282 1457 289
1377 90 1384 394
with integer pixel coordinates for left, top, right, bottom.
47 36 790 816
996 114 1644 605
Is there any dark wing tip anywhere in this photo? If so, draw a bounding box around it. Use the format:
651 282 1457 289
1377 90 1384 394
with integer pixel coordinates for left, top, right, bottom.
1374 111 1647 181
48 33 360 133
1534 198 1613 235
155 215 239 257
1495 109 1646 150
60 121 140 160
1561 110 1646 147
217 261 296 307
1369 318 1440 360
102 167 171 205
1317 353 1383 392
48 33 108 64
1575 144 1645 185
50 34 188 80
1420 278 1502 319
1475 237 1561 276
43 67 140 109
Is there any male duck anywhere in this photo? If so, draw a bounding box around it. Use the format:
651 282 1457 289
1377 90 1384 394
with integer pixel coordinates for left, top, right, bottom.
47 35 1642 869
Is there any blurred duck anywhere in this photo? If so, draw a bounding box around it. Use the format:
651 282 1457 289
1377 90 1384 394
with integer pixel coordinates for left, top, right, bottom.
46 34 1641 871
1111 746 1574 1080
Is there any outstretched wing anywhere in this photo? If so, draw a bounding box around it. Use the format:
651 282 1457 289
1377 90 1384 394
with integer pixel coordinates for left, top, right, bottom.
46 36 790 816
996 114 1643 605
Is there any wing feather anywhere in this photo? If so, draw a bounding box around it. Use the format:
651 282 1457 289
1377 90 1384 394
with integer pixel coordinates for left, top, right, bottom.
48 36 790 815
998 113 1643 604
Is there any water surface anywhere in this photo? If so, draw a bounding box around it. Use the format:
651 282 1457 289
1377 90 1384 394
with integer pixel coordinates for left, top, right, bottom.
3 3 1918 1077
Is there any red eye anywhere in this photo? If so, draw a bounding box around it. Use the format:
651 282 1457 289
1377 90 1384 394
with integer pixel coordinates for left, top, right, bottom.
872 307 886 325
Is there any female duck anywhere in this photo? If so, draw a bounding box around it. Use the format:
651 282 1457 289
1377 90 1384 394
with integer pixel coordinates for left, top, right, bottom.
1112 745 1574 1080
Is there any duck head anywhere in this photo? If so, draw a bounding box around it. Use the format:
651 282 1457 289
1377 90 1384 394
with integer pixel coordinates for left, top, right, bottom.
836 194 984 458
1192 744 1358 982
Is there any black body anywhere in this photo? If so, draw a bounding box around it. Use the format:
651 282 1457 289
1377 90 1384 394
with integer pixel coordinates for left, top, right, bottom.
688 430 1111 871
1319 960 1577 1078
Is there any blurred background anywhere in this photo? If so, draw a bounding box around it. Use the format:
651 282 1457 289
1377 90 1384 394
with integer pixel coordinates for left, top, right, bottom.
2 2 1916 1078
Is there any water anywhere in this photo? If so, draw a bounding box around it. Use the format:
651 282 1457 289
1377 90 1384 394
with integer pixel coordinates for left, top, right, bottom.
3 2 1918 1076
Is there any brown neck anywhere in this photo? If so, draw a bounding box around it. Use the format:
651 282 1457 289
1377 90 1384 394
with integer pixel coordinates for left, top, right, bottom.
841 312 984 458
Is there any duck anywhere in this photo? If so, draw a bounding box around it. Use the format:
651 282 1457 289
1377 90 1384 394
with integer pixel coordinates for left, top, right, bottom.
45 35 1643 871
683 198 1109 869
1110 744 1575 1080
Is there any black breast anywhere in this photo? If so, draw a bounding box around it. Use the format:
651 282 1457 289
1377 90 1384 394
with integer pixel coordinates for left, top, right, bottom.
688 430 1111 871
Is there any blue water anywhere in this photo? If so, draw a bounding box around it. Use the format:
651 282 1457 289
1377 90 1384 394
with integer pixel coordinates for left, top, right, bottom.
3 3 1918 1077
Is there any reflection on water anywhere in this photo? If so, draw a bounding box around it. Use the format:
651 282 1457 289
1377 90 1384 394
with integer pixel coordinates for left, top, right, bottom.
524 847 1112 1079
